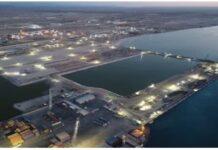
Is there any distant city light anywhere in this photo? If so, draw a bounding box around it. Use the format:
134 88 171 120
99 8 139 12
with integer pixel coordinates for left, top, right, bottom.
1 56 10 61
129 46 136 50
109 45 116 49
166 84 180 92
146 95 156 102
67 47 74 50
139 105 152 111
138 101 145 107
3 71 26 77
141 51 146 55
29 50 39 56
148 83 156 89
14 63 23 67
40 56 53 62
51 78 60 83
76 41 81 45
34 64 46 70
149 110 163 119
193 88 199 92
91 43 95 47
91 60 101 64
91 49 97 53
117 109 128 117
135 91 140 95
68 53 76 57
80 56 87 60
189 74 205 80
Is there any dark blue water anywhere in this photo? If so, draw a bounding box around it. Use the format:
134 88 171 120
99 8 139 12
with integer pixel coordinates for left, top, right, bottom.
121 26 218 61
0 77 48 121
65 55 195 96
147 80 218 147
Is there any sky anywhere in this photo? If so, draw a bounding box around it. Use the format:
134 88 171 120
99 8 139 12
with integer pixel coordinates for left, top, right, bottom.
91 1 218 7
1 1 218 8
112 0 218 7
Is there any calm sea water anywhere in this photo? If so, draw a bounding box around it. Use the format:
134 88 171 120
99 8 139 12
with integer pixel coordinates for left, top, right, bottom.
121 26 218 61
147 80 218 147
0 77 48 120
65 55 195 96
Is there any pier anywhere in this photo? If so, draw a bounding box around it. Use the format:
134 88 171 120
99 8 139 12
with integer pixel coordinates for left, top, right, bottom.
2 59 217 147
1 42 218 148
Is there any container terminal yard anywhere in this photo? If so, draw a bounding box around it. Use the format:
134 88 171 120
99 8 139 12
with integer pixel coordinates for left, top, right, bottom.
1 27 218 148
1 7 218 148
0 37 141 86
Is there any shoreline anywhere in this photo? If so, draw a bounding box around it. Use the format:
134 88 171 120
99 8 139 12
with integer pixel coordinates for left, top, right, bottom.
144 76 217 125
116 25 218 47
2 25 218 49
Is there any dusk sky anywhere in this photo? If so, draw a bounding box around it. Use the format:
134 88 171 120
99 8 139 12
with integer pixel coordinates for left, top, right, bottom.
91 1 218 7
2 1 218 8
